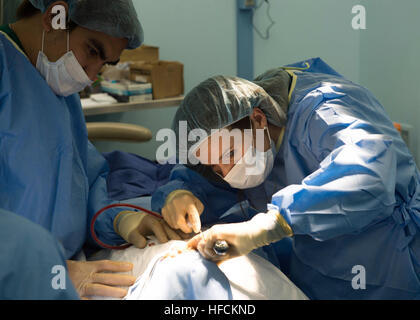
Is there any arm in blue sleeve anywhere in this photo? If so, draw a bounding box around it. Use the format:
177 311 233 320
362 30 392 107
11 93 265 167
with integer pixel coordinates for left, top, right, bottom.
151 165 210 212
269 102 398 241
152 164 239 225
86 142 123 247
87 143 186 248
86 142 158 248
0 209 80 299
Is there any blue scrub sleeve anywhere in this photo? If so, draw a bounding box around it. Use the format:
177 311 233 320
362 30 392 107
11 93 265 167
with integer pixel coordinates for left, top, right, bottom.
269 99 398 241
86 142 144 248
0 209 80 300
151 165 209 211
86 142 178 248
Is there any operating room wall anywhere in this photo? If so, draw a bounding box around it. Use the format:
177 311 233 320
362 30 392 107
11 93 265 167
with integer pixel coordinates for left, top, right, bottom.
92 0 361 161
358 0 420 166
0 0 21 25
254 0 420 166
92 0 420 167
253 0 362 83
90 0 237 160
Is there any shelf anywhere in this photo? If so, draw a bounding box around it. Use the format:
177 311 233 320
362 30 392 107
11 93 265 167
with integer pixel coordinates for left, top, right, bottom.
83 96 184 116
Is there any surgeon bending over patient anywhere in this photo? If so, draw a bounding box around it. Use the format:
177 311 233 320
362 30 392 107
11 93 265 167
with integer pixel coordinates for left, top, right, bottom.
151 59 420 299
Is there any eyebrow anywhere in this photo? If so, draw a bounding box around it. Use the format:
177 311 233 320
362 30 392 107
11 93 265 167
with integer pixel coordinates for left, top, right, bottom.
88 38 120 65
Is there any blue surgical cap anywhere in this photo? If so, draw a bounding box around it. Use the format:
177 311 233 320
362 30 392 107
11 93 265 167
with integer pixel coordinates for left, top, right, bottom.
173 71 290 155
29 0 144 49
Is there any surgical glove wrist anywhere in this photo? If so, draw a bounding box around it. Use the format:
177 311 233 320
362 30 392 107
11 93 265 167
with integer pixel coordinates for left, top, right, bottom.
189 210 293 260
114 210 146 243
165 189 195 206
248 210 293 249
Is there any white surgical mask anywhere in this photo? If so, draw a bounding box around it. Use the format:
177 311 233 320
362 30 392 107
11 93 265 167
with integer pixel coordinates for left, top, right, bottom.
223 124 275 189
36 31 93 97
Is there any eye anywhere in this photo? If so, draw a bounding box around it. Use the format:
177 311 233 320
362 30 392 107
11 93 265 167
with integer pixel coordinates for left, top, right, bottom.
222 149 235 159
88 45 98 57
229 149 240 163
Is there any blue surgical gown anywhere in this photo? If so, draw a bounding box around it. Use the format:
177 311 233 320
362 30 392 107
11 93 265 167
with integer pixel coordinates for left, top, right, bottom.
0 209 79 299
0 32 129 259
152 58 420 299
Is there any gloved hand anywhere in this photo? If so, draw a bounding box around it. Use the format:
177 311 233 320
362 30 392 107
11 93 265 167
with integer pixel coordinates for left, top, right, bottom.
187 210 293 261
66 260 136 299
161 190 204 234
114 210 186 249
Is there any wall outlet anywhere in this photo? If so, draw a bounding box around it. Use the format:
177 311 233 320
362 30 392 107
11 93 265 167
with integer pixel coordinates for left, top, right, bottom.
394 122 416 158
238 0 257 10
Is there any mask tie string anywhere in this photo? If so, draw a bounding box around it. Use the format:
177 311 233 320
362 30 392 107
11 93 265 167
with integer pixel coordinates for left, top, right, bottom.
67 30 70 52
41 30 45 53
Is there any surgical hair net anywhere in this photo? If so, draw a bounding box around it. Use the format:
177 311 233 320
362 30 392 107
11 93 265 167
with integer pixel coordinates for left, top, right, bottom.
173 73 290 158
253 67 291 115
29 0 144 49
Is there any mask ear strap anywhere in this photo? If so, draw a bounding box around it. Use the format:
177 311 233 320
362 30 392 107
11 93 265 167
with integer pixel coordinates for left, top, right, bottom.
250 115 272 152
41 30 45 53
266 124 272 144
66 13 71 52
249 117 256 156
249 116 271 147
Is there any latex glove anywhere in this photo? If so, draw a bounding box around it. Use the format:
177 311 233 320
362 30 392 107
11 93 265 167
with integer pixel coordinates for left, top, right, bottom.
114 211 186 249
187 210 293 262
66 260 136 299
161 190 204 234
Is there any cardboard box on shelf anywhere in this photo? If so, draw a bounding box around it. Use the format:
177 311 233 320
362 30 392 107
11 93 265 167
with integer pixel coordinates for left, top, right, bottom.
130 61 184 100
101 63 130 81
119 45 159 63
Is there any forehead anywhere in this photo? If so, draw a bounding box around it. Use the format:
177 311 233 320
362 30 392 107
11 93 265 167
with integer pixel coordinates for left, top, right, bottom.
73 26 128 60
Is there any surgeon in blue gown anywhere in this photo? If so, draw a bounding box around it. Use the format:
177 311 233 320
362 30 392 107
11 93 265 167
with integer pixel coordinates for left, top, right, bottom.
0 0 195 299
0 209 80 299
152 58 420 299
